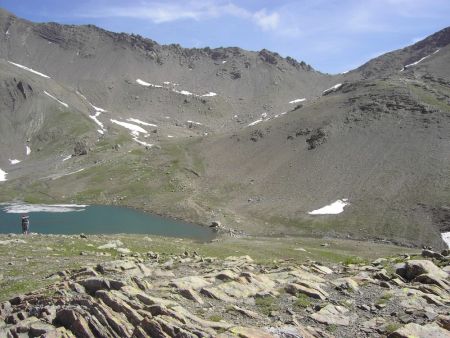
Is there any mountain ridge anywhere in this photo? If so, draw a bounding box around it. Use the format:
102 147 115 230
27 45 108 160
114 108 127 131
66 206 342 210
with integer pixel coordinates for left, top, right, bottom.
0 8 449 249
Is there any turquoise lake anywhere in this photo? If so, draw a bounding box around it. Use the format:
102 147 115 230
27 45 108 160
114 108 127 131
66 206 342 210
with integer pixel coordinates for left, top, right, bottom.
0 204 214 241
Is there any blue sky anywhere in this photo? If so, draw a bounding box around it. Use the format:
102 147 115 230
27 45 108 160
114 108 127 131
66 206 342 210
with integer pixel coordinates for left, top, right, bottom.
2 0 449 73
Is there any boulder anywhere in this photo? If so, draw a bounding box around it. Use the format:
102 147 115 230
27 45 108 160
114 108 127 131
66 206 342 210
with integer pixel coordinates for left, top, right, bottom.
29 321 56 336
311 264 333 275
178 288 204 304
332 277 359 292
79 278 110 294
285 283 328 300
310 304 351 326
388 322 450 338
73 140 88 156
422 249 444 260
414 273 450 290
396 260 448 281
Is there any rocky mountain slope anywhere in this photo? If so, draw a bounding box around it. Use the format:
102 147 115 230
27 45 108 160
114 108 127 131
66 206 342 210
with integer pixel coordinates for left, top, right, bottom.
1 237 449 337
0 8 449 248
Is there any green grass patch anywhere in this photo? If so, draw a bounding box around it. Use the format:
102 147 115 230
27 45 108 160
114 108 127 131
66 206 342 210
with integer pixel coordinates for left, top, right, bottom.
294 293 312 309
376 291 393 305
385 322 403 333
208 315 223 322
343 256 367 265
255 296 277 316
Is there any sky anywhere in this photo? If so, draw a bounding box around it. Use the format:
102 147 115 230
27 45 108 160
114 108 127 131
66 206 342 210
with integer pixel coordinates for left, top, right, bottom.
1 0 449 74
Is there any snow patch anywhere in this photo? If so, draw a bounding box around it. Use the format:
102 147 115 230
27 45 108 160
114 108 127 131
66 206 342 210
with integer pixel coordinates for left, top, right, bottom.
26 146 31 156
167 135 174 138
289 98 306 104
62 155 72 162
9 159 20 165
76 91 107 112
0 169 7 182
91 105 106 113
111 119 148 136
308 199 349 215
137 78 216 98
89 111 105 135
44 91 68 108
126 118 157 127
187 120 203 126
133 137 153 147
442 232 450 248
323 83 342 95
2 203 87 213
222 60 227 64
202 92 217 97
136 79 163 88
8 61 50 78
401 49 440 71
247 119 263 127
176 90 194 96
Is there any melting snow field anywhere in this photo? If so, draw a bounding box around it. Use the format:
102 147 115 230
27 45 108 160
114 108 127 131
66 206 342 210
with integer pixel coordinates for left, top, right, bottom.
126 118 157 127
0 169 7 182
2 203 87 213
110 119 148 136
289 98 306 104
308 199 349 215
8 61 50 78
26 146 31 156
136 78 218 98
8 159 20 165
442 232 450 248
110 119 153 147
44 91 68 108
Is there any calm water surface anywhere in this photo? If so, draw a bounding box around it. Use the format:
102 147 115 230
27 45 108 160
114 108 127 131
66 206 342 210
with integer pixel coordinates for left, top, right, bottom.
0 204 214 241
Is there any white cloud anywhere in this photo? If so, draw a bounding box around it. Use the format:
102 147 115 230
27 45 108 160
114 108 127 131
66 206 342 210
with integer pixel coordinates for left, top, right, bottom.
80 1 280 31
253 9 280 31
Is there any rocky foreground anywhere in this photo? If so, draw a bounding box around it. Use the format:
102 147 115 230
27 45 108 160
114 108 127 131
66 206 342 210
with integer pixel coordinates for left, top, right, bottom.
0 246 449 338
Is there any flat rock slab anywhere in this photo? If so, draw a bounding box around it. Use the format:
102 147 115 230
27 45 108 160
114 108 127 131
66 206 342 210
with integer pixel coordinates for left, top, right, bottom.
310 304 351 326
170 276 211 290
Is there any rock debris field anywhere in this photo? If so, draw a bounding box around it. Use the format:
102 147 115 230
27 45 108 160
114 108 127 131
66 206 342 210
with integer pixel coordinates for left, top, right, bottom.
1 246 449 337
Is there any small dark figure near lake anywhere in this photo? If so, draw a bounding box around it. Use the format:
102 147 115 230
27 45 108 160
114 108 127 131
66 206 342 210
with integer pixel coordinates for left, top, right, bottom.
21 214 30 235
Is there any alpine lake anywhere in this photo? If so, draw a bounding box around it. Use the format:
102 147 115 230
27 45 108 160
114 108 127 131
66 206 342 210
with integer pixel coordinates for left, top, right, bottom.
0 204 214 241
